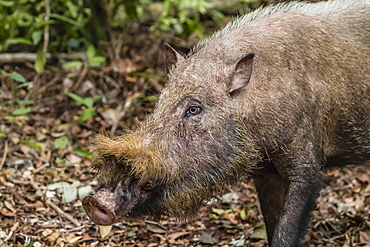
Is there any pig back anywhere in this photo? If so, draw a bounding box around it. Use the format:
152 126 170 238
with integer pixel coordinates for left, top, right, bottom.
191 0 370 165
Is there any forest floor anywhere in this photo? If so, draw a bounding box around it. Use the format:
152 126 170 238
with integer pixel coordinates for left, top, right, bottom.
0 23 370 247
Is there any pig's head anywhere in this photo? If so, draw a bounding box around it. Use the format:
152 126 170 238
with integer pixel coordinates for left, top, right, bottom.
82 45 261 225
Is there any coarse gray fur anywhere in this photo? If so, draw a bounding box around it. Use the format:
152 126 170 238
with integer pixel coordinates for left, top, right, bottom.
189 0 367 56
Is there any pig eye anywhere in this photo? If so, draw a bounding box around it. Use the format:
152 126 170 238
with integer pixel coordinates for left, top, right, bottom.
185 106 202 117
142 182 154 191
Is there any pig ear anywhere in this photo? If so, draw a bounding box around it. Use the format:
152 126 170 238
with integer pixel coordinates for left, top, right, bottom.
228 53 255 94
165 44 185 74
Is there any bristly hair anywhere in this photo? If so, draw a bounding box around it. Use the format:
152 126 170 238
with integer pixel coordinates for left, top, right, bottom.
158 118 261 219
188 0 366 57
92 132 168 185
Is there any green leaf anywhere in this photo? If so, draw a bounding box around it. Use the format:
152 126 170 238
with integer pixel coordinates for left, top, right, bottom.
19 140 45 151
65 0 79 18
64 162 81 167
5 38 33 46
35 49 46 73
55 157 65 164
83 97 93 108
74 149 93 159
62 61 83 70
145 95 158 101
49 13 81 26
251 223 267 240
16 82 33 89
12 107 31 115
212 208 226 215
126 232 136 237
77 108 95 123
124 2 138 20
208 213 218 219
92 95 102 101
0 133 7 138
67 92 85 105
211 10 224 19
89 56 105 67
54 136 71 149
17 100 35 105
0 0 14 7
240 208 247 220
32 30 43 45
8 72 26 83
211 208 234 215
4 116 14 121
87 44 96 59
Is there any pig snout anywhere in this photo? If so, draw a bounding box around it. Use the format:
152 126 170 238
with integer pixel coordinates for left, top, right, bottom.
82 190 116 226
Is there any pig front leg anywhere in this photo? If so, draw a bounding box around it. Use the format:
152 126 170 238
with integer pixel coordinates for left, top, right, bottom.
254 168 288 244
254 148 323 246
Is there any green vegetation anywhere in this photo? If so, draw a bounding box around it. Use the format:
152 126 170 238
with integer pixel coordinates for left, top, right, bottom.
0 0 253 68
67 92 100 123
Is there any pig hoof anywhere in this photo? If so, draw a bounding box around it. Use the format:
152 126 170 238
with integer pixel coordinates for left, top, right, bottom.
82 196 116 225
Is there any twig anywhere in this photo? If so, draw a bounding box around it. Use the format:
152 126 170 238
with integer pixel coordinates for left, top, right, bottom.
46 199 81 227
59 225 85 233
0 53 87 64
33 162 50 174
0 140 8 170
71 61 89 91
3 230 13 242
7 176 43 196
6 176 30 185
37 76 60 95
28 177 43 195
43 0 50 54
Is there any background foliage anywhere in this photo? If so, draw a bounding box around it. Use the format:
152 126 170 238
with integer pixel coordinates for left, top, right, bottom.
0 0 254 52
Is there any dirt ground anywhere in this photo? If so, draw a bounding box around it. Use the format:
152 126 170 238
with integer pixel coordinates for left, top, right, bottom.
0 22 369 247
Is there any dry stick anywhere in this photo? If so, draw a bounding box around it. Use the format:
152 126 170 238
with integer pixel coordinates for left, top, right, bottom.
0 140 8 170
46 199 81 227
37 76 61 94
0 53 87 64
33 163 51 174
43 0 50 54
71 63 89 91
28 177 43 196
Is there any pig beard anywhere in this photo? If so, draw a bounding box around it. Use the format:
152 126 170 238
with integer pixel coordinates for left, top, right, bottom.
156 118 260 219
92 117 260 221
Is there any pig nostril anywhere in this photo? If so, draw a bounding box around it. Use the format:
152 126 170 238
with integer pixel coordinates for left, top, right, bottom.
97 208 107 216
